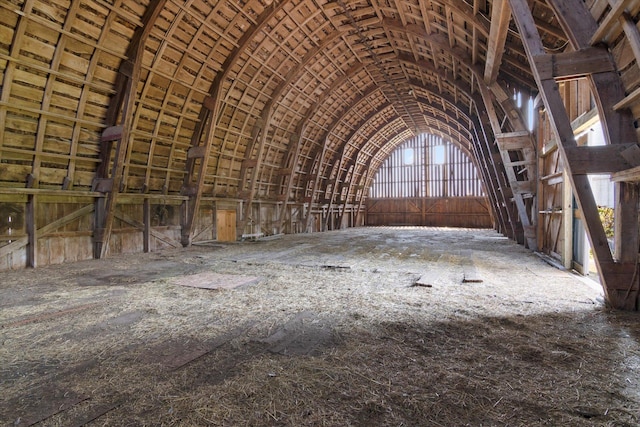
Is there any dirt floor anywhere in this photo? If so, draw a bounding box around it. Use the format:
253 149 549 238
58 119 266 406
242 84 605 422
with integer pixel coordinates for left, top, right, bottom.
1 226 640 426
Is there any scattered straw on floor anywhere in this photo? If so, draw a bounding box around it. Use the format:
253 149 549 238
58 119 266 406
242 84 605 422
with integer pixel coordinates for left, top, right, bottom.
1 227 639 426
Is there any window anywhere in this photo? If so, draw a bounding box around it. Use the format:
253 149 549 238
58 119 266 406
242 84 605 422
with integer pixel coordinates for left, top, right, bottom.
433 145 445 165
403 148 414 165
370 134 484 198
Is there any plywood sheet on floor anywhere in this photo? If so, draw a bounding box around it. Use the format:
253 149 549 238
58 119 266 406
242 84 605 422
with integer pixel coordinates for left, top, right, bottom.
11 387 87 426
173 272 261 289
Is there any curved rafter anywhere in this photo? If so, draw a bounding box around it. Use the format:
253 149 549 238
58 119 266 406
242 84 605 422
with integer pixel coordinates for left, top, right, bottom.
284 57 478 195
92 0 168 258
307 91 475 226
178 0 293 245
276 41 531 238
237 29 347 233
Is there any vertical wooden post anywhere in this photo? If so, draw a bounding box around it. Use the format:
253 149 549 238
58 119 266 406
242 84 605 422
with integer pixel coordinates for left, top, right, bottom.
143 198 151 253
277 126 304 233
93 196 105 259
305 142 329 232
615 183 640 264
561 169 574 270
26 194 37 268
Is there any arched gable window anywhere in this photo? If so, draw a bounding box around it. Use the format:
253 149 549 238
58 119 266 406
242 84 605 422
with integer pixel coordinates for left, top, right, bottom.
370 134 484 198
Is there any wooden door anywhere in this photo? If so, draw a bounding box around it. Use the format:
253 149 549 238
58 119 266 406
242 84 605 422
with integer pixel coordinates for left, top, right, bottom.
216 210 236 242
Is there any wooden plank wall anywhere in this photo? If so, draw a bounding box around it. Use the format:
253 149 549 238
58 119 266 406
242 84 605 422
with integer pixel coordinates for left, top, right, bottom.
0 196 98 270
365 197 493 228
536 78 596 266
0 200 28 269
303 205 364 232
0 197 310 271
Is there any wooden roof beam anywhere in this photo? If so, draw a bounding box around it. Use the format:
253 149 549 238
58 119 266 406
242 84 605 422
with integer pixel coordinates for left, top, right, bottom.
612 12 640 110
533 47 615 81
303 138 330 231
612 163 640 182
342 150 378 227
472 93 521 240
548 0 640 288
548 0 636 144
382 16 531 89
331 151 360 229
332 122 411 209
346 129 410 216
387 17 534 94
303 88 386 178
240 16 524 226
484 0 511 84
590 0 640 45
290 57 476 208
334 103 477 207
564 144 637 173
320 105 397 199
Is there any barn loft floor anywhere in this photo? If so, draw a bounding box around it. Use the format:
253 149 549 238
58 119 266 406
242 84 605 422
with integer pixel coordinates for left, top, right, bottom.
1 227 640 426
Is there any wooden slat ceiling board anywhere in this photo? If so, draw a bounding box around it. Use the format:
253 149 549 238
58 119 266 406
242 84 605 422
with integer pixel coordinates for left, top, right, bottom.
2 0 638 207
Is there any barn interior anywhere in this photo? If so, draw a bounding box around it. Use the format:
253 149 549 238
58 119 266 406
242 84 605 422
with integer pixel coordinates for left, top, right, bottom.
3 0 640 424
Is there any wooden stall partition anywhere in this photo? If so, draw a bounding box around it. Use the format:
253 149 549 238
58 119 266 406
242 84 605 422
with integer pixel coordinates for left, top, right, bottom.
0 192 97 270
191 202 215 244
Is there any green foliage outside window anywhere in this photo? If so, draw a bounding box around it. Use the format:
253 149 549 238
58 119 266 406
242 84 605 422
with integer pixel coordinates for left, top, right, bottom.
598 206 614 238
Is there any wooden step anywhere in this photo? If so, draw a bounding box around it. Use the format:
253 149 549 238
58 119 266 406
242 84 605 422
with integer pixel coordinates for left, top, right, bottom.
495 131 533 151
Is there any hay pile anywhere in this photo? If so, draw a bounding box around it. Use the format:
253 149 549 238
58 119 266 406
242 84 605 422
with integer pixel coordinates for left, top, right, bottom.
1 227 639 426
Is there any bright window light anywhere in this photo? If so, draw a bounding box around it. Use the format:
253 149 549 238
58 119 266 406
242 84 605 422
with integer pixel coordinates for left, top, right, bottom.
434 145 446 165
403 148 414 165
527 97 535 131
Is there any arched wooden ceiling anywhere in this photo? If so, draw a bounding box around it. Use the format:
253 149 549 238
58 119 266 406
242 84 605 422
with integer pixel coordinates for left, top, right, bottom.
0 0 559 195
5 0 640 307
